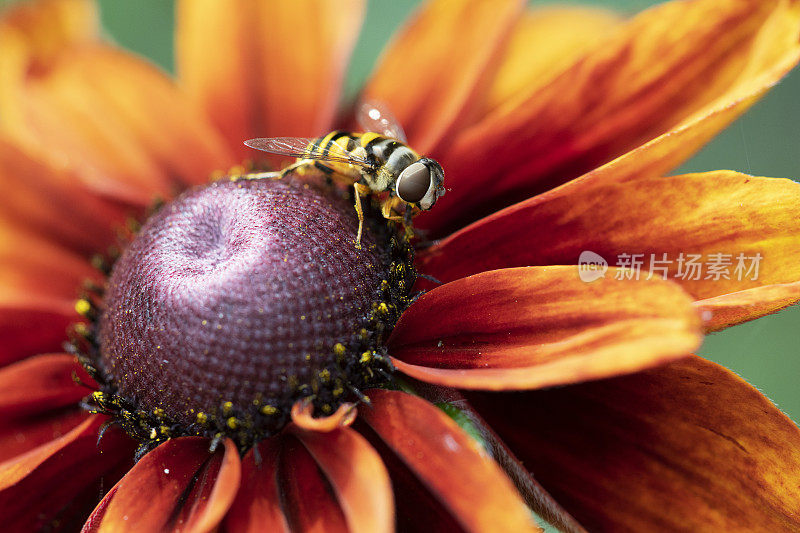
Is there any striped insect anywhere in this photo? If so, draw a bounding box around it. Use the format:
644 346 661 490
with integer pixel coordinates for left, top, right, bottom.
242 101 446 246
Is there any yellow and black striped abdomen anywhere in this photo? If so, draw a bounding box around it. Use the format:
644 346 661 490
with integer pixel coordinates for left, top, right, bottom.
298 130 421 194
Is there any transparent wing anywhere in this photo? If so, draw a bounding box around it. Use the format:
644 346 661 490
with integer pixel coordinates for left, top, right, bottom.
356 100 407 143
244 137 370 167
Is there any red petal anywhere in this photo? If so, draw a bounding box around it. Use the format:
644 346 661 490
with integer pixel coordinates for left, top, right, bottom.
360 389 537 532
355 420 465 532
0 409 87 464
390 266 701 390
292 427 393 533
0 352 93 464
0 416 134 531
90 437 240 532
0 227 95 366
225 438 291 533
0 306 76 367
467 356 800 531
0 353 93 417
279 436 349 533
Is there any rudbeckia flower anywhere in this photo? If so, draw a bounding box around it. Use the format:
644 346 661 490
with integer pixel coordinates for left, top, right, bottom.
1 0 800 531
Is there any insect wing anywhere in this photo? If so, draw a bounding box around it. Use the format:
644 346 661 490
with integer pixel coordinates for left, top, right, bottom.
356 100 407 143
244 137 370 167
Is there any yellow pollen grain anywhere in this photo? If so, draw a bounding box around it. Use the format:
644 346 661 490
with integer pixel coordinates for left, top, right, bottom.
226 417 239 429
377 302 389 315
196 412 208 424
260 405 278 416
360 351 373 363
319 369 331 381
74 299 91 316
202 320 208 326
160 425 170 435
332 387 344 397
222 401 233 415
153 408 164 417
333 343 346 357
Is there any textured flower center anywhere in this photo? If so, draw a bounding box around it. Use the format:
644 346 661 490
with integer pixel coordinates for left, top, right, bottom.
81 179 415 450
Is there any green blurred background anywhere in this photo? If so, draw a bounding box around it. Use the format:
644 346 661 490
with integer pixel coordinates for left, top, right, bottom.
5 0 798 419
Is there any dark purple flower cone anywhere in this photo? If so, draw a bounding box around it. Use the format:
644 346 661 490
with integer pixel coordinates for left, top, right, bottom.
97 179 405 441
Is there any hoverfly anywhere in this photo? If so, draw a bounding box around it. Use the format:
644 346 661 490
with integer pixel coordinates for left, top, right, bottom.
242 101 446 246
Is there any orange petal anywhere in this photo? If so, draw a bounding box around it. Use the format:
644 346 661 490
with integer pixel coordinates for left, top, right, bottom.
0 416 135 532
0 139 125 254
424 0 800 235
0 0 234 206
420 171 800 329
293 427 393 533
180 438 241 533
358 389 537 532
0 224 96 305
225 438 291 533
363 0 524 154
291 399 357 432
81 485 118 533
0 353 92 417
390 266 701 390
0 225 93 364
695 281 800 332
14 47 233 204
0 0 97 89
177 0 365 157
92 437 240 533
357 423 465 532
279 436 349 533
481 6 621 116
467 356 800 531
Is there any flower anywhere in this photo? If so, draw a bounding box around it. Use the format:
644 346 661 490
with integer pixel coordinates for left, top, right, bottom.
1 0 800 531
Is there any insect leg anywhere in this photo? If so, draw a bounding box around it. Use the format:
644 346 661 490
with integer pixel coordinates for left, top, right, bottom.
352 182 368 248
235 170 282 180
234 161 307 182
380 197 415 239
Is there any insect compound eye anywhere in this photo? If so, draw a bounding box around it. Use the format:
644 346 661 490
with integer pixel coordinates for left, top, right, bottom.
396 162 432 204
